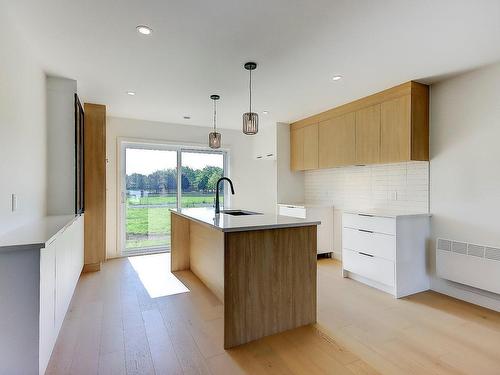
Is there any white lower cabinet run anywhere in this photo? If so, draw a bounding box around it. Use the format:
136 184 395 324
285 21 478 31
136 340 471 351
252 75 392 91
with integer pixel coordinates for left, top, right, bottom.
39 215 84 375
342 211 430 298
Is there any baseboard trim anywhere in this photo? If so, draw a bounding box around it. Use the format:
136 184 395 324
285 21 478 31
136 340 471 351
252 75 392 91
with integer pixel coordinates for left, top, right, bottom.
83 262 101 273
431 276 500 312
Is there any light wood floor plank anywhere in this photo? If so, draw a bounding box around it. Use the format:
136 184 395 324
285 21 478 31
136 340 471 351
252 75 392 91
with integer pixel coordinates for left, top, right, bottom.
45 254 500 375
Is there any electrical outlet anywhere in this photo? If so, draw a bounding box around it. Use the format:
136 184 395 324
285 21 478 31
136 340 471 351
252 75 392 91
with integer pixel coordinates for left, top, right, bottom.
11 194 18 212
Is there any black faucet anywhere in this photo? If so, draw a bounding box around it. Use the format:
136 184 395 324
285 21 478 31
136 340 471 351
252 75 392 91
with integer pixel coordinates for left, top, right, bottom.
215 177 235 214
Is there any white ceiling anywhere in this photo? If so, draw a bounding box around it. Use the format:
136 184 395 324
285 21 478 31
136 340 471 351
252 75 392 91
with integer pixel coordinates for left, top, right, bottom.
3 0 500 129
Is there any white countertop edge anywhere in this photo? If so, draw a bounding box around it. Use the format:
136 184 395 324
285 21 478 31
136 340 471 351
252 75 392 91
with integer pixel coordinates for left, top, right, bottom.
342 209 432 218
171 208 320 233
0 214 81 253
217 221 322 233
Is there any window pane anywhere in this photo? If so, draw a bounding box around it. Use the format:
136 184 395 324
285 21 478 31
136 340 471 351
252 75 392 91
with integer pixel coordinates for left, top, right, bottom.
181 151 224 209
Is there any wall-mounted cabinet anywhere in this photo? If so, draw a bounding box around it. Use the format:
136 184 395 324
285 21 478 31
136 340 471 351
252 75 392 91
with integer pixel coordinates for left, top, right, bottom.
253 123 277 160
290 81 429 171
319 113 355 168
290 123 318 171
355 104 381 165
303 123 319 169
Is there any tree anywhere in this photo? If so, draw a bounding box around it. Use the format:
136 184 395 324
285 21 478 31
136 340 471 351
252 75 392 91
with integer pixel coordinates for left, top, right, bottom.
147 171 161 193
126 173 147 190
207 171 222 192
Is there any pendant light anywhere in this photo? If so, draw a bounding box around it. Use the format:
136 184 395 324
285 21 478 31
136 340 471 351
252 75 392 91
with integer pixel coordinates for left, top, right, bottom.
243 62 258 135
208 94 221 149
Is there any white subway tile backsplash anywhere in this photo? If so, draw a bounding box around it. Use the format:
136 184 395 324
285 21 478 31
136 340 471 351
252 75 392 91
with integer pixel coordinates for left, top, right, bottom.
305 161 429 213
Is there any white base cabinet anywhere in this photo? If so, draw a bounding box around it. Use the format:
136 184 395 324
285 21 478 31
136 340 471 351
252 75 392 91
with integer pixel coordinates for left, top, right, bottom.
342 211 430 298
39 215 84 374
0 215 84 375
278 204 334 255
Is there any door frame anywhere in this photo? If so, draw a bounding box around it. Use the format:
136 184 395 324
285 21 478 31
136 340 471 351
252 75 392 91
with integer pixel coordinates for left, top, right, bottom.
117 137 230 257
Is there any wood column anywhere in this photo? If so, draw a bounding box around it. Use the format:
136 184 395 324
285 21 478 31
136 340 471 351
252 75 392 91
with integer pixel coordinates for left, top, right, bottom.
83 103 106 272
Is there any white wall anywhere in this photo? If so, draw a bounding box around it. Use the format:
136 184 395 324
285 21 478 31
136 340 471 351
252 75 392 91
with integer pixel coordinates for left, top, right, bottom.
305 162 429 256
106 117 277 258
46 76 77 215
430 62 500 311
276 123 304 204
0 12 46 236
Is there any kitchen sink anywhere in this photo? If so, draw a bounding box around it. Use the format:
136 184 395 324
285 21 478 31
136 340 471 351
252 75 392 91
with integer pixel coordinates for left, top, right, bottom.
221 209 261 216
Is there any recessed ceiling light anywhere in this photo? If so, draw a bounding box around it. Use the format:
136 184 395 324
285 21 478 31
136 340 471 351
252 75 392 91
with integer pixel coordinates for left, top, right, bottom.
136 25 153 35
183 116 191 120
332 75 343 81
262 111 269 115
126 91 136 96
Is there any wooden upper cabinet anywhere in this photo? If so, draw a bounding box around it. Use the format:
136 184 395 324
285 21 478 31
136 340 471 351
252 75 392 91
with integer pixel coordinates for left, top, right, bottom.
290 127 304 171
290 81 429 170
319 113 355 168
355 104 381 165
303 123 318 170
290 123 318 171
380 95 411 163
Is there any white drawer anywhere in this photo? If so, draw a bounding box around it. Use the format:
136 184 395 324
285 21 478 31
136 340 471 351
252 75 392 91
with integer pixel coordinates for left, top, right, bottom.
278 205 306 219
342 213 396 235
342 227 396 261
342 249 395 287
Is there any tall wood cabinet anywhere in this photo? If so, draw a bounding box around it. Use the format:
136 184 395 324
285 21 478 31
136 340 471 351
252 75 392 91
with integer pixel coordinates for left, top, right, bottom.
84 103 106 272
290 81 429 171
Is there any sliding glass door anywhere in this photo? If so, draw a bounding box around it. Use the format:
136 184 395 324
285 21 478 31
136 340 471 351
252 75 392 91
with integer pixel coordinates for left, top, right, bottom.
121 143 226 256
124 147 178 255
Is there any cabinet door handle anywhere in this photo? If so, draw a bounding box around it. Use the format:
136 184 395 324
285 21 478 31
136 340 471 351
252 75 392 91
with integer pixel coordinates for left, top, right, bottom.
359 213 374 217
358 229 374 234
266 153 274 157
358 252 374 257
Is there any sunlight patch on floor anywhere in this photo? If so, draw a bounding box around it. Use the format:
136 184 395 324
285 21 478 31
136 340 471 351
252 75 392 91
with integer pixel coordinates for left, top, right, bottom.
128 253 189 298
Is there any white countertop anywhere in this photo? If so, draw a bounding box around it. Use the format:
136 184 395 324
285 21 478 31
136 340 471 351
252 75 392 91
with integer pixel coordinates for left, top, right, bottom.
343 209 431 218
171 207 320 232
0 215 80 253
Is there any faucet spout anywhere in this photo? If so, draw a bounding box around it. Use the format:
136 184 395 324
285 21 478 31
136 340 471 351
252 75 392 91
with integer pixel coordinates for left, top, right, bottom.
215 177 235 214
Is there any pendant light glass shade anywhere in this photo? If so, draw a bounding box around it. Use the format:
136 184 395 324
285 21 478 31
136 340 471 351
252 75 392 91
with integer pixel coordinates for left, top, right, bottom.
209 94 221 149
243 62 258 135
242 112 258 135
208 131 221 149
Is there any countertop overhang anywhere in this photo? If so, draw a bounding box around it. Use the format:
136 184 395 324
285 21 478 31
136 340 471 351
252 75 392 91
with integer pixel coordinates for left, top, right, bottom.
171 207 320 232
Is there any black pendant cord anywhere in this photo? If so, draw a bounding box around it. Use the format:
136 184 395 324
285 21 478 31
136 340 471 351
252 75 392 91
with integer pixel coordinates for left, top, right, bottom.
213 99 217 132
249 69 252 113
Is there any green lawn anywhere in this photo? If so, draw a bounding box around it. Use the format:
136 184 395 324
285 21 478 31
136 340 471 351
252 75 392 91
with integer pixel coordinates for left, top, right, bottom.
125 193 222 250
127 193 221 207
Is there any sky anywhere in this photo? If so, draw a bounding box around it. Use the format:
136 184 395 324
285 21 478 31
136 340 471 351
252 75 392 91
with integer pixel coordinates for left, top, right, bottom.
126 148 224 175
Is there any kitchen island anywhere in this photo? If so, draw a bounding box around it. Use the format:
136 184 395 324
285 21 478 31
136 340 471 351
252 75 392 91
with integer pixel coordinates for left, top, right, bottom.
170 207 320 349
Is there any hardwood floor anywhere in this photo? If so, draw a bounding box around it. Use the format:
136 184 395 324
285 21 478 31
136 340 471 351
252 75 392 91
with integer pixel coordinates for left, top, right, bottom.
46 254 500 374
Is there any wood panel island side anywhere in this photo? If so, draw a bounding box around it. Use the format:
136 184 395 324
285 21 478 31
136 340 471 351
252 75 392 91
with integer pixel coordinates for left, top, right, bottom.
170 208 319 349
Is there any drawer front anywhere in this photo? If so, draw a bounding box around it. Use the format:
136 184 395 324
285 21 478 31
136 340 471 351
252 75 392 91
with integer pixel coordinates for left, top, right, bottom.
278 205 306 219
342 227 396 261
342 249 395 287
343 213 396 235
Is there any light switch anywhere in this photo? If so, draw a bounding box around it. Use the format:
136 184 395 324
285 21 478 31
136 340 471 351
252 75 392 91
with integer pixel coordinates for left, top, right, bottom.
389 191 398 201
11 194 18 212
